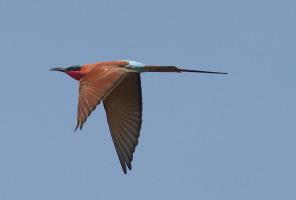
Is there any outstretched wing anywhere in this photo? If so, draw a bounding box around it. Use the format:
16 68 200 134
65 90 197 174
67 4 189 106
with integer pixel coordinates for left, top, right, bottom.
103 73 142 174
76 66 128 130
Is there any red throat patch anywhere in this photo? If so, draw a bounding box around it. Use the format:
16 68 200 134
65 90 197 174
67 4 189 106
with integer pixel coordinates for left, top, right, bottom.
66 71 85 81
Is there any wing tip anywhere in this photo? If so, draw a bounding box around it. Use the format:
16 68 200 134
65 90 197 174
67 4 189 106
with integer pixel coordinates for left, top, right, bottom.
74 125 78 132
121 162 132 174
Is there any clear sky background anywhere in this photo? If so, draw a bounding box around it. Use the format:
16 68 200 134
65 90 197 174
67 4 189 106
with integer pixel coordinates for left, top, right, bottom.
0 0 295 199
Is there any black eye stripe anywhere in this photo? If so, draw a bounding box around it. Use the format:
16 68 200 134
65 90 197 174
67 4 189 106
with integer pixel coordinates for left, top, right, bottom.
66 66 81 71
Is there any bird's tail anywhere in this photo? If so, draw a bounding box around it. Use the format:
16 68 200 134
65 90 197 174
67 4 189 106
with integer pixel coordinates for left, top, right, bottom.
142 66 227 74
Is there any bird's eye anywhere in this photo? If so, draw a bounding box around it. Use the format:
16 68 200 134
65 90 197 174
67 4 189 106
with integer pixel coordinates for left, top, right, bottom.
67 65 81 71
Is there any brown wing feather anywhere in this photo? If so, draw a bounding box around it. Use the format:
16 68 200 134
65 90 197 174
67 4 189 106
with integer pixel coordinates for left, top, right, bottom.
76 66 128 131
103 73 142 174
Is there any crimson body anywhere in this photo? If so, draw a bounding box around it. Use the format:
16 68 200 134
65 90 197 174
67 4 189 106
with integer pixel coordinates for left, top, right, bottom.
50 60 227 174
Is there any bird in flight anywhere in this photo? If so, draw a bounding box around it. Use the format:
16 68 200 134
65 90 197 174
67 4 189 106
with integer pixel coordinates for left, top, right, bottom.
50 60 227 174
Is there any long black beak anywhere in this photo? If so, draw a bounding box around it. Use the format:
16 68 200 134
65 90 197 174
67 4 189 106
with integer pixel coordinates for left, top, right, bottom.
50 67 66 72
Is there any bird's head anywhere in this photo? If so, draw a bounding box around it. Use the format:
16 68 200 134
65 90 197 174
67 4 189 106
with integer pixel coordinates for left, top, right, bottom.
50 65 86 80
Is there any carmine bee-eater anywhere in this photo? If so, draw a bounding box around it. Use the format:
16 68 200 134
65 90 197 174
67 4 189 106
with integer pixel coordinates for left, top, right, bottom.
50 60 227 174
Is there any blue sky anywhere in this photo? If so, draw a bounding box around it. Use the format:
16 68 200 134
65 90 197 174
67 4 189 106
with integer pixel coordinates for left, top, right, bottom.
0 0 295 199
